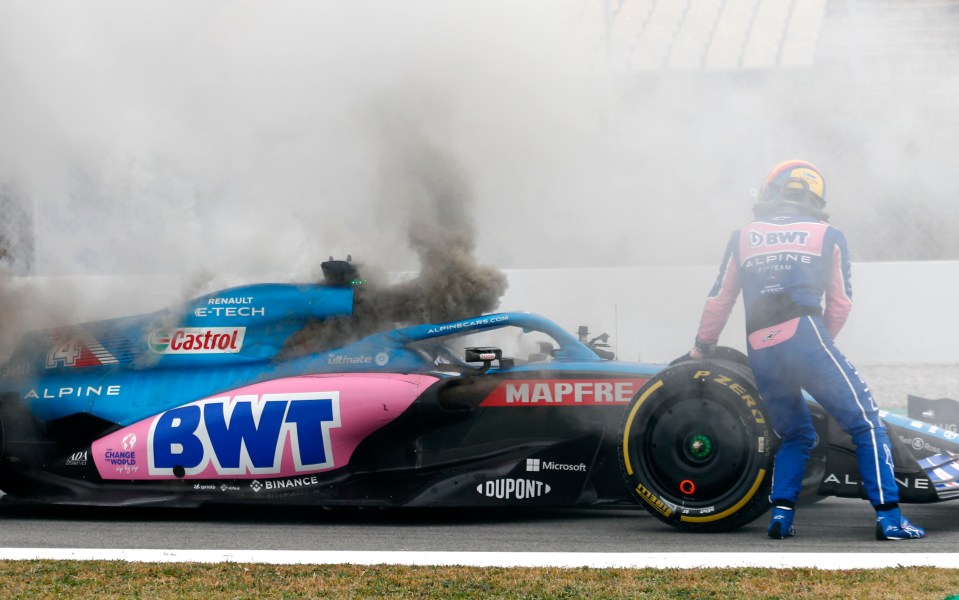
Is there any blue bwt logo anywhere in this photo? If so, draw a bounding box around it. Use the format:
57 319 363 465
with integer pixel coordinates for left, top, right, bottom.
148 392 341 477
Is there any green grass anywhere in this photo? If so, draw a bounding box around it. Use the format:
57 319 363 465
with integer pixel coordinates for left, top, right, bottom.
0 562 957 599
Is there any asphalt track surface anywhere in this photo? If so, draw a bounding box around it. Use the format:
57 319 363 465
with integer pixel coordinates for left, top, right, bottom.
0 497 956 557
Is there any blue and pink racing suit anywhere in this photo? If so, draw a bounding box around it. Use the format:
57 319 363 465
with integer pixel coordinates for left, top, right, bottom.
695 213 899 508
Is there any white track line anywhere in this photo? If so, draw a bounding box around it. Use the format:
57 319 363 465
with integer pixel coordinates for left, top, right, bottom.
0 549 957 569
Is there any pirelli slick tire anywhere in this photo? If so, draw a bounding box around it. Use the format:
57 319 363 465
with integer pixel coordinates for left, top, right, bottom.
619 355 775 533
708 346 749 367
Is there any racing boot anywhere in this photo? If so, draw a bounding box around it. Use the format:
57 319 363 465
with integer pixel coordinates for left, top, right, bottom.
767 505 796 539
875 508 925 540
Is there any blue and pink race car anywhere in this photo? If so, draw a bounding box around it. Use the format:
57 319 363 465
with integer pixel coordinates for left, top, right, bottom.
1 259 957 532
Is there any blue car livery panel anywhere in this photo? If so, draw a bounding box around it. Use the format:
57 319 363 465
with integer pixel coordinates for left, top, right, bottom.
1 270 958 533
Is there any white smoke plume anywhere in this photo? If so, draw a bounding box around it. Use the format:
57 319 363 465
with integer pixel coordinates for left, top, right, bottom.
0 1 956 354
0 1 585 345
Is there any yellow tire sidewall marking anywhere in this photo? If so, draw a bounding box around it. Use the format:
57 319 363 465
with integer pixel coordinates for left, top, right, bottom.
679 468 767 523
621 379 664 476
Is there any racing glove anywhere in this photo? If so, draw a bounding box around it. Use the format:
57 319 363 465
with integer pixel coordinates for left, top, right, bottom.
689 337 716 360
670 338 717 365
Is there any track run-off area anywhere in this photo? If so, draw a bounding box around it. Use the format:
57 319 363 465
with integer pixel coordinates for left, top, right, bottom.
1 497 957 569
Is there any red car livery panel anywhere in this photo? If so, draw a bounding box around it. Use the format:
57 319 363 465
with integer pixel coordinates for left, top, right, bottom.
479 378 648 407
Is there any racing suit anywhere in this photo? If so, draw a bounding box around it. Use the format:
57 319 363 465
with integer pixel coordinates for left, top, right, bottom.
694 213 899 509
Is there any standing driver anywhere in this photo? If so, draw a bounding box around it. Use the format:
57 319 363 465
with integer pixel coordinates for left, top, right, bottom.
687 160 925 540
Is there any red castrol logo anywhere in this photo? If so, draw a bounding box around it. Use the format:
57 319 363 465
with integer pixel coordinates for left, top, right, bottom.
148 327 246 354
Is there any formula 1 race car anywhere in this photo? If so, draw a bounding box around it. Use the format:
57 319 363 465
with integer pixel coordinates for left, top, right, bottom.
1 260 958 532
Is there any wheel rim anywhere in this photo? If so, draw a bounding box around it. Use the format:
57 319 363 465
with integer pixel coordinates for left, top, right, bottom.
638 395 755 505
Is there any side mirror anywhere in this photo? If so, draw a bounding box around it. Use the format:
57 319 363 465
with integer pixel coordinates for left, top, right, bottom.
464 347 502 373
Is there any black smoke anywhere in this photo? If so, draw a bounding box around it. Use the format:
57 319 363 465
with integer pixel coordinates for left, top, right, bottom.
280 121 508 357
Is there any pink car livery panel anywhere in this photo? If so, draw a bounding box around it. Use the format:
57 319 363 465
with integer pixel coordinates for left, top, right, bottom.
92 373 437 480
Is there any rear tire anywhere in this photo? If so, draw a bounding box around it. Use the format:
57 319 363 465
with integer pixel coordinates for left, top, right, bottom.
709 346 749 367
619 353 775 532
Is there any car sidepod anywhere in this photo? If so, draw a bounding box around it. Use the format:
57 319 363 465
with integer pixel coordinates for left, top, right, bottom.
354 369 653 508
0 374 438 505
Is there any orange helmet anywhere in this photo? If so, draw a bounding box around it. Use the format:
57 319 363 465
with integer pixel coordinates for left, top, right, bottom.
755 160 827 219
